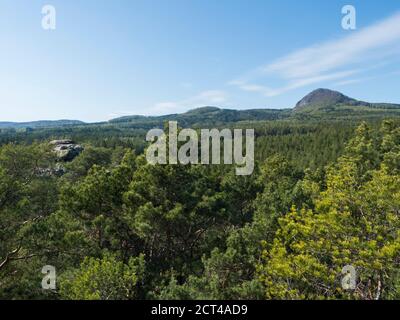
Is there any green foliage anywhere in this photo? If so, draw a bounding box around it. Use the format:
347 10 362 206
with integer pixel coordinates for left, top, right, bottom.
258 121 400 299
2 118 400 300
0 143 58 298
60 254 145 300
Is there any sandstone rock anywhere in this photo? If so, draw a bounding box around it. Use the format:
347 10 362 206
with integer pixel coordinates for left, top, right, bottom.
50 139 83 162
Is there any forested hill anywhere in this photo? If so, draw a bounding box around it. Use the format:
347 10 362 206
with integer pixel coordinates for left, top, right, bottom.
109 88 400 126
109 106 290 128
0 120 85 129
1 89 400 130
109 89 400 126
292 88 400 116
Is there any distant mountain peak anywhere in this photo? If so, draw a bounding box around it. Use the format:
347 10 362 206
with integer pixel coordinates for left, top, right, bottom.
294 88 358 110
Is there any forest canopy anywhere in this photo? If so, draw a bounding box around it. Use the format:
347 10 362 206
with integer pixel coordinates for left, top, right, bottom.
0 117 400 300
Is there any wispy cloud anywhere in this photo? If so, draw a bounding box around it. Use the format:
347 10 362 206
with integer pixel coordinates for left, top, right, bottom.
231 12 400 97
150 90 228 114
232 69 361 97
333 77 375 87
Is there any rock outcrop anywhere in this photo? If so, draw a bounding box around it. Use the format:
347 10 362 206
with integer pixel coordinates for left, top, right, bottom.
50 139 83 162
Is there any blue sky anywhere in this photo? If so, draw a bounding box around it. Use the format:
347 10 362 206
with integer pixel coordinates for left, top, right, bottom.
1 0 400 122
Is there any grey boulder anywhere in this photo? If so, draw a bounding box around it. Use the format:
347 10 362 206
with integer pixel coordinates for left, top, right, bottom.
50 139 84 162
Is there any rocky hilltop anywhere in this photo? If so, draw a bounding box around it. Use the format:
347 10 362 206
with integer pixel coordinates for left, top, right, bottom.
294 88 363 110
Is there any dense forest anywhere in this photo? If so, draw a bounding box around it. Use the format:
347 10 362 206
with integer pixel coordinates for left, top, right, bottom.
1 89 400 300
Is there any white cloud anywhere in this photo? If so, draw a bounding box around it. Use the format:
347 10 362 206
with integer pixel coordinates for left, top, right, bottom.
231 12 400 97
150 90 228 114
194 90 227 104
180 82 194 89
237 69 360 97
333 77 374 87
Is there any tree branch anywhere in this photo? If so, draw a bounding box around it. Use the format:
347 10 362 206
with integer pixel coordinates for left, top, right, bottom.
0 246 21 271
